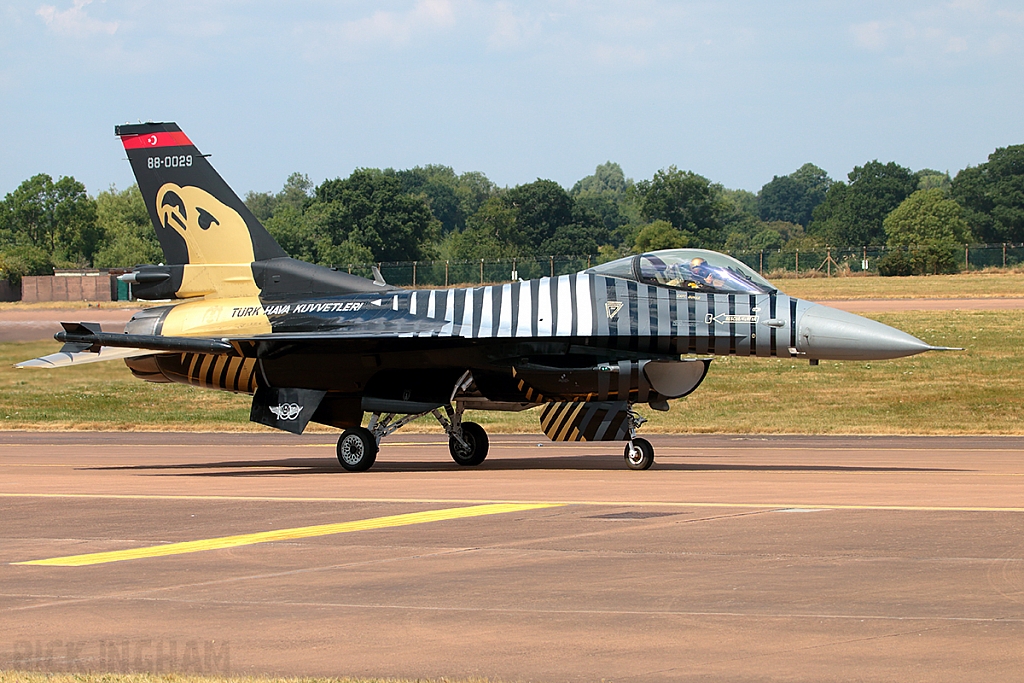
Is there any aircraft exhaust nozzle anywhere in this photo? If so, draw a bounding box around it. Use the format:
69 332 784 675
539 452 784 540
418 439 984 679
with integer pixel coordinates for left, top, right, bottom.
796 304 942 361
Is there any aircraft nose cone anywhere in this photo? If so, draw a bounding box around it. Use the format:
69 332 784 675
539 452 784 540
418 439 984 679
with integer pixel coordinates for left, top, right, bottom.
797 304 934 360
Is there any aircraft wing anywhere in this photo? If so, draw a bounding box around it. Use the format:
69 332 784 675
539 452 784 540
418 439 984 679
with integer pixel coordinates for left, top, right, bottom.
17 318 456 371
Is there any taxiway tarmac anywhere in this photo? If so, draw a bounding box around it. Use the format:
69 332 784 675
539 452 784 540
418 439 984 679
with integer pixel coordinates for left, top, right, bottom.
1 432 1023 682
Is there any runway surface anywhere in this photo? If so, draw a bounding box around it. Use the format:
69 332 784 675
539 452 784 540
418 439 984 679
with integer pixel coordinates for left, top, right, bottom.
2 432 1023 682
0 308 137 342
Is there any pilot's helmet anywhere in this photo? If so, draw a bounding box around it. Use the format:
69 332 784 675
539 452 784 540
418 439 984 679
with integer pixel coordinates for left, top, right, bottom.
690 257 707 269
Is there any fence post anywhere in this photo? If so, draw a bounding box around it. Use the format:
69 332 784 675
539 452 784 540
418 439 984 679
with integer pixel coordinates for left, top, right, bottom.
759 250 763 275
412 261 417 287
965 244 969 272
1004 243 1007 269
512 258 517 281
827 247 831 277
445 260 449 287
480 259 484 285
550 256 554 278
795 250 799 276
587 254 592 269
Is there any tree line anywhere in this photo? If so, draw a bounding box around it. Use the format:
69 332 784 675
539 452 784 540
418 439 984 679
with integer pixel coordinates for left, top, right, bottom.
3 143 1023 284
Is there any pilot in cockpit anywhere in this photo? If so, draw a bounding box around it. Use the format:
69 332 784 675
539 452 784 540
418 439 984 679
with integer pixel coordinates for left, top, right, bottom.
664 257 725 290
688 257 725 287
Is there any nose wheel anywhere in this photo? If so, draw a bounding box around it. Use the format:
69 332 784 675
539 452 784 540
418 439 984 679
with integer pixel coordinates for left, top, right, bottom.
624 437 654 470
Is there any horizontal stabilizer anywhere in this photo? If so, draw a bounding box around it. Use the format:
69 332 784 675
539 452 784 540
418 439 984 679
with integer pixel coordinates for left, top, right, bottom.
16 346 154 369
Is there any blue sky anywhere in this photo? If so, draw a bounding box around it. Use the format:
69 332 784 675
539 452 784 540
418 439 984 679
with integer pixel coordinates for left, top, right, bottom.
2 1 1023 198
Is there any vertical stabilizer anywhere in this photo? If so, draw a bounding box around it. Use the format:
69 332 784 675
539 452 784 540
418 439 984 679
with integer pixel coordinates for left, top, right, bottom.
115 122 286 266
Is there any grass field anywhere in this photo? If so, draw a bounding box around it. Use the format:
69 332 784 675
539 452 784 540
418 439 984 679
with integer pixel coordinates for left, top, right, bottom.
770 270 1024 300
3 309 1021 435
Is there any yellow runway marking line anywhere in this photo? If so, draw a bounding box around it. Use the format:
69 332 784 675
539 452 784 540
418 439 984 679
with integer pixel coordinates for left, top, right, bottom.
2 492 1024 513
13 502 560 567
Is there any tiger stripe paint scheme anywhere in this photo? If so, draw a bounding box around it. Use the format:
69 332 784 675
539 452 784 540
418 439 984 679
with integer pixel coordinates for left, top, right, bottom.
126 275 805 354
21 122 951 471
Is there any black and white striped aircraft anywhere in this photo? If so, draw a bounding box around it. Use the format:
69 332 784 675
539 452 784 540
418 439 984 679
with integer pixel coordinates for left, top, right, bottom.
19 123 955 471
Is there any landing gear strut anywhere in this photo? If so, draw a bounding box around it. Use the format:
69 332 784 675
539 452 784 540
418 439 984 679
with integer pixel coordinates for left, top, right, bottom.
432 402 489 466
335 372 489 472
623 407 654 470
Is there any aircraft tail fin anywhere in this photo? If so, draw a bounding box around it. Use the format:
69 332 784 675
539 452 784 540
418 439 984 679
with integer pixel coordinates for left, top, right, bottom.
115 122 287 267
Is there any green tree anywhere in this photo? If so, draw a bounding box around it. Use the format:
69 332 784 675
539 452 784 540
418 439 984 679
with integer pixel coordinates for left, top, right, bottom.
951 144 1024 243
396 165 463 235
572 161 631 196
394 166 500 236
448 178 606 260
244 172 312 224
264 203 316 262
915 169 952 192
0 174 100 265
454 171 498 221
244 190 277 223
571 162 634 239
633 220 689 252
505 179 575 249
718 187 766 251
0 245 52 285
758 163 831 227
809 161 917 246
635 167 725 248
92 184 162 268
882 189 972 275
312 169 439 262
447 197 520 260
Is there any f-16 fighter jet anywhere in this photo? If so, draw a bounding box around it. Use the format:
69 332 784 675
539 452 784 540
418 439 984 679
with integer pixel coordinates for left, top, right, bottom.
19 123 956 471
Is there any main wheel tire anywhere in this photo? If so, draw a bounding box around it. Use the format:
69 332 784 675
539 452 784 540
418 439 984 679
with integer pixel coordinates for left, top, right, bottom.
624 437 654 470
337 427 378 472
449 421 489 466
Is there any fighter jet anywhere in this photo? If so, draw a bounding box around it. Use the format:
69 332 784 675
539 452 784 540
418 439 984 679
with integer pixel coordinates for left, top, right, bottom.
18 123 956 471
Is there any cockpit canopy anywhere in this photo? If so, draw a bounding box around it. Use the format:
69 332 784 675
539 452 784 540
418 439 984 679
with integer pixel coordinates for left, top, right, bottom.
586 249 776 295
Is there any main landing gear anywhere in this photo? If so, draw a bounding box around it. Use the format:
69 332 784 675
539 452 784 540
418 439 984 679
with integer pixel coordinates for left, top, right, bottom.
336 427 378 472
335 373 490 472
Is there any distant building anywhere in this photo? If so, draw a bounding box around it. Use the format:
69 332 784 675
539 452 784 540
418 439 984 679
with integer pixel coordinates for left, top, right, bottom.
20 268 134 303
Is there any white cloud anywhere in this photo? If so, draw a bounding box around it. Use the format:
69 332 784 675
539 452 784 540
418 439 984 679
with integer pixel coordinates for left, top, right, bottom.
36 0 118 37
849 2 1024 60
946 36 968 52
329 0 456 49
850 20 890 51
487 2 540 50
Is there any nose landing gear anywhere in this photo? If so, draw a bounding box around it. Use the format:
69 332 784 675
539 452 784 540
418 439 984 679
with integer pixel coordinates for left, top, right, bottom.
623 407 654 470
624 437 654 470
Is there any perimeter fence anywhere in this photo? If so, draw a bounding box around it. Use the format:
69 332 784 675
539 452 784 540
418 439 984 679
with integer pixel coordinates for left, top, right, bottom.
333 243 1024 288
